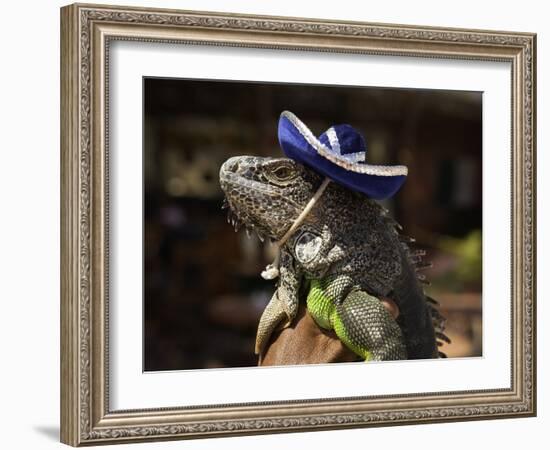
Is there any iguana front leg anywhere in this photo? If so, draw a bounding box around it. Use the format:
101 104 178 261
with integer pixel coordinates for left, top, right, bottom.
307 278 406 361
335 290 407 361
255 248 301 355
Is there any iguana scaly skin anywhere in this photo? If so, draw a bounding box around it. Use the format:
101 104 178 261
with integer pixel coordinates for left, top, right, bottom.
306 276 406 360
219 156 446 361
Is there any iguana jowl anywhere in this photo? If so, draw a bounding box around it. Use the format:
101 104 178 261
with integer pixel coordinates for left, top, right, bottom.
220 156 447 361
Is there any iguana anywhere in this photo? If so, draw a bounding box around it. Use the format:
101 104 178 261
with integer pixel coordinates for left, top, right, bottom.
220 156 448 361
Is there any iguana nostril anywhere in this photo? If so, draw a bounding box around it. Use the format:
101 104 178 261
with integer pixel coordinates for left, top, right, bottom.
232 159 240 172
220 157 241 175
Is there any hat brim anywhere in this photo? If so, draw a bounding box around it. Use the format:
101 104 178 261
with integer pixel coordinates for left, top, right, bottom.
278 112 407 200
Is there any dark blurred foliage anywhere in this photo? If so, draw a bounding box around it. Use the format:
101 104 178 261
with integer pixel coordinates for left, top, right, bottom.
143 78 482 371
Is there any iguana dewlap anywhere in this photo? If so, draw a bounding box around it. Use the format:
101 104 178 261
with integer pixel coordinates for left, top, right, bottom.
219 156 445 361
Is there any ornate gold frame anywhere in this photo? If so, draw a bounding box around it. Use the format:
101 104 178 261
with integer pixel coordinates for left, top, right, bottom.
60 3 536 446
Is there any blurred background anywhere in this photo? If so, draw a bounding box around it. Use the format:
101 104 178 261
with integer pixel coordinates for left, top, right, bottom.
143 77 482 371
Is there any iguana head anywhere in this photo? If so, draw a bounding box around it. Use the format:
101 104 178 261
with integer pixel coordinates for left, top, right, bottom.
219 156 323 242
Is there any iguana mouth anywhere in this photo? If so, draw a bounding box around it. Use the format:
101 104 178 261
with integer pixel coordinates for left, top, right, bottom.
221 195 271 242
220 174 272 242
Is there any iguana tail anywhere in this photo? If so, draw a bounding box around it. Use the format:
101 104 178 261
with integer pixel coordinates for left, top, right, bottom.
426 295 450 358
393 238 450 358
392 262 438 359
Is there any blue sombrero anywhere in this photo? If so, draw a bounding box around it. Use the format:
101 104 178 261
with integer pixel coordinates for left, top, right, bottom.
278 111 407 199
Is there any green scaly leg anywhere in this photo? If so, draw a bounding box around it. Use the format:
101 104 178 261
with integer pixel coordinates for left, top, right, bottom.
307 278 407 361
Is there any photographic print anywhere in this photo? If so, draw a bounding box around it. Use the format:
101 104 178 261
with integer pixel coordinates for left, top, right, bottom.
143 78 482 371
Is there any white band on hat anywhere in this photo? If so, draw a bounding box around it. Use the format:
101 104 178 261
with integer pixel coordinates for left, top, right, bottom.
326 126 366 164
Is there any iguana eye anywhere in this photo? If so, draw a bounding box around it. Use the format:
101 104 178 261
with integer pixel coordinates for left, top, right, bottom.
271 164 296 181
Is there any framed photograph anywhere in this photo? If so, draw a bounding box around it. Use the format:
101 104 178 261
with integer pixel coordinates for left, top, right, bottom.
60 3 536 446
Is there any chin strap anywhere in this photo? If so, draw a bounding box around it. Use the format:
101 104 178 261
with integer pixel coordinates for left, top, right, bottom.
261 177 331 280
